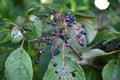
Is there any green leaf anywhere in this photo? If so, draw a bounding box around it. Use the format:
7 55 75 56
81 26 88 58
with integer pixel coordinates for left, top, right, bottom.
75 10 95 18
78 17 97 44
0 42 17 79
43 54 86 80
102 59 120 80
39 50 52 79
66 23 87 51
24 15 43 40
33 19 43 38
5 47 33 80
15 16 26 27
83 66 102 80
108 11 120 25
0 29 11 44
82 49 119 59
75 0 89 11
113 23 120 32
64 47 119 62
90 29 120 46
0 49 11 79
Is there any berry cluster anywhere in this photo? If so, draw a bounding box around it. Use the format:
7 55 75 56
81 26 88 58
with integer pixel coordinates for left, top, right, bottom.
28 8 87 64
45 9 77 28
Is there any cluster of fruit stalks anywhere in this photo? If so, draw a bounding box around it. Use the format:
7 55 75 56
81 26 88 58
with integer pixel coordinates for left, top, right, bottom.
28 8 87 64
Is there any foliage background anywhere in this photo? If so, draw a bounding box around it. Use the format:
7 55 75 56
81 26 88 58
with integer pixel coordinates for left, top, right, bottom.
0 0 120 80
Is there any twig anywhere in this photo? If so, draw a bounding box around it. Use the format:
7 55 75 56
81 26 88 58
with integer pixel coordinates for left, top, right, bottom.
69 46 82 60
8 22 19 28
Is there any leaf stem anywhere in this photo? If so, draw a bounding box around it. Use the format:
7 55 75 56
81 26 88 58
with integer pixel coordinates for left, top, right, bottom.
20 38 25 48
8 22 19 28
69 46 82 60
62 43 65 66
60 37 83 60
26 5 43 15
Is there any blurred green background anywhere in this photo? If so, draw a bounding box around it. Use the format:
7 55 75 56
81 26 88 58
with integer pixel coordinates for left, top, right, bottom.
0 0 120 80
0 0 120 20
0 0 120 30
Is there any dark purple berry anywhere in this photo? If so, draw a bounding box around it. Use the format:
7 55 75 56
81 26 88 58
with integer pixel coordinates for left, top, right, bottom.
81 24 86 28
65 35 70 39
60 33 64 37
83 32 87 35
54 28 58 33
50 9 53 14
34 45 39 50
68 23 72 27
35 17 40 20
71 17 76 21
52 22 56 26
76 34 81 38
65 15 68 18
66 43 71 47
46 36 49 40
47 40 52 44
53 63 58 67
81 38 85 42
80 31 84 34
41 38 46 42
70 20 74 23
64 12 69 15
79 41 84 47
35 60 39 64
54 15 58 21
79 52 83 56
45 13 49 17
53 9 57 13
68 13 74 19
39 50 43 54
47 20 51 24
52 55 55 59
41 48 45 52
65 18 70 22
80 43 84 47
57 48 61 53
59 33 64 39
80 31 87 35
73 21 77 24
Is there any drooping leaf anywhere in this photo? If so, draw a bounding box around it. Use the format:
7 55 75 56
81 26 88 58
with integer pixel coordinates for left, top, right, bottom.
5 47 33 80
82 49 119 59
75 10 95 18
43 54 86 80
24 15 43 40
90 29 120 46
64 46 119 62
102 59 120 80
